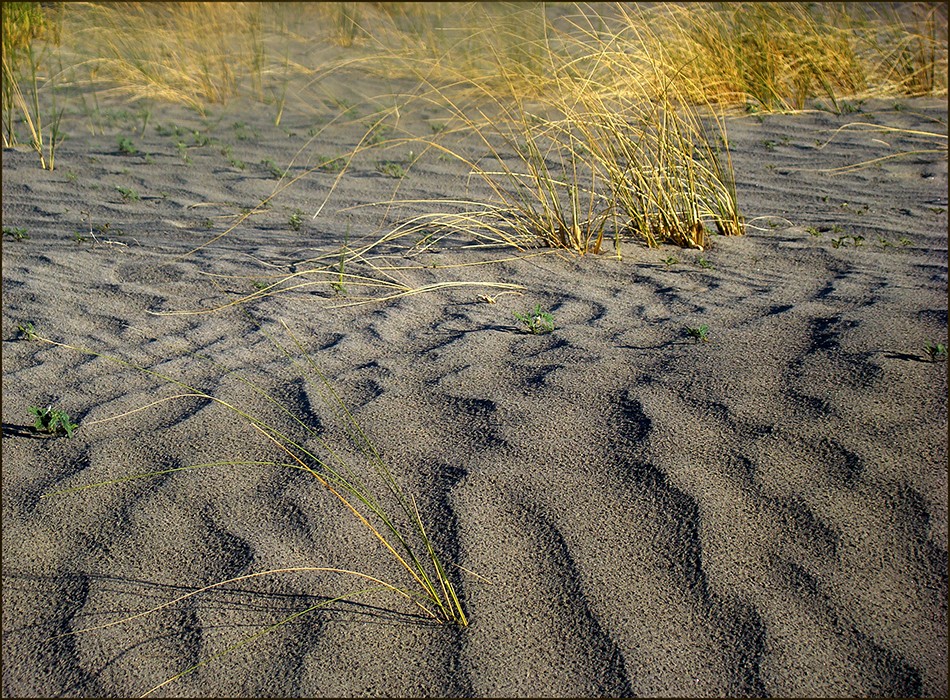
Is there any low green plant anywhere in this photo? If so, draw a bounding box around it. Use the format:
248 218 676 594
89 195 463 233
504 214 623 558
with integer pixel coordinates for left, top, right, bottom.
289 209 303 232
29 404 78 437
115 185 139 201
16 321 37 340
233 121 259 141
331 233 349 296
316 155 345 173
3 225 29 241
662 255 678 266
831 234 864 248
376 160 406 179
806 226 822 237
365 121 392 145
685 324 710 343
176 141 191 164
117 135 136 155
261 158 285 178
924 341 947 362
697 256 712 269
514 304 555 334
221 144 246 170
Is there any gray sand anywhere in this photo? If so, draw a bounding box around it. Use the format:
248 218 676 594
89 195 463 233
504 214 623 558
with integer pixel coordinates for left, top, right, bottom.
2 55 947 699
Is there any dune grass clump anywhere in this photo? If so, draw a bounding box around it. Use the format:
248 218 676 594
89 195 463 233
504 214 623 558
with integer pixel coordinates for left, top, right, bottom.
30 323 467 693
607 2 947 112
2 1 63 168
361 3 743 257
53 2 270 112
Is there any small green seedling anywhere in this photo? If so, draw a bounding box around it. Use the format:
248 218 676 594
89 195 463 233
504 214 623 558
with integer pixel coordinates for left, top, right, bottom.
924 342 947 362
117 136 137 155
697 256 712 269
29 405 78 438
289 209 304 232
332 235 349 296
3 226 29 241
376 161 407 179
831 234 864 249
514 304 555 334
685 324 710 343
662 255 678 266
176 141 192 164
261 158 285 178
365 122 392 145
116 185 139 201
316 155 345 173
806 226 822 237
17 321 38 340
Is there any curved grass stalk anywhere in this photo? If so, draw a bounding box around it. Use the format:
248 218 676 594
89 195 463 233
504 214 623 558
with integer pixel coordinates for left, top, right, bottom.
30 324 469 657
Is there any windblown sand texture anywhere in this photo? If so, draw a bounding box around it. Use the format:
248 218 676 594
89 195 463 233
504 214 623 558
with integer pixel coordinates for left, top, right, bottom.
2 7 948 698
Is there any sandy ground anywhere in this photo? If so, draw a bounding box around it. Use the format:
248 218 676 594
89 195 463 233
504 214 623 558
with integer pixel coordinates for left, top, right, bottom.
2 41 948 698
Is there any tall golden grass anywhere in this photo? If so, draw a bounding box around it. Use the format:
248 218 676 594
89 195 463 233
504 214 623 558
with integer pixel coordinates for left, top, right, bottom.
5 3 945 166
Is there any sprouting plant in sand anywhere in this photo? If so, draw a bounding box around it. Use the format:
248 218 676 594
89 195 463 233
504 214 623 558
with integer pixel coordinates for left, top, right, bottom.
117 135 136 155
685 324 710 343
288 209 304 232
3 226 29 241
32 323 467 694
662 255 678 266
376 160 407 179
924 341 947 362
16 321 38 340
29 405 78 438
514 304 555 334
831 234 865 248
316 154 345 172
261 158 285 179
331 240 348 296
115 185 139 201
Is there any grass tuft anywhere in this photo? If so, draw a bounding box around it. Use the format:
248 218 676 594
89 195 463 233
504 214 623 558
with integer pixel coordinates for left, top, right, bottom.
30 322 469 692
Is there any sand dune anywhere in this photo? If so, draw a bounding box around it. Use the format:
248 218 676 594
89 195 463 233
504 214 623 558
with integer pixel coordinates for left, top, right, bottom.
2 56 947 699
